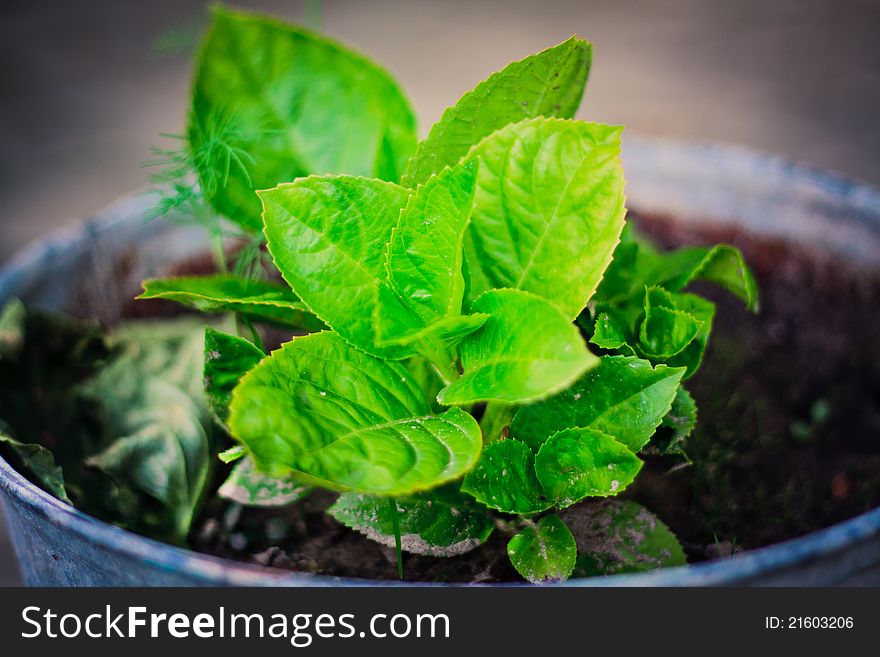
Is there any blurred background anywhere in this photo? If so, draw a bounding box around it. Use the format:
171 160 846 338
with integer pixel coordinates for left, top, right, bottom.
1 0 879 585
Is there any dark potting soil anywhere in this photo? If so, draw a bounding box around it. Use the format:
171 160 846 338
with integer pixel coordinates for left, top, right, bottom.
630 213 880 562
168 211 880 582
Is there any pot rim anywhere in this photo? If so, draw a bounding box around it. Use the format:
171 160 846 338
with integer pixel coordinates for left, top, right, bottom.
4 449 880 586
2 135 880 586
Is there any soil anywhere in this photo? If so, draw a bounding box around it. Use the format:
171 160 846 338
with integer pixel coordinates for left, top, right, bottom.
125 213 880 580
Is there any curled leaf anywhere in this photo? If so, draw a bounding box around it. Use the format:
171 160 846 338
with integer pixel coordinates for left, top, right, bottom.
638 287 703 359
140 275 323 330
0 421 70 504
596 228 759 312
383 161 478 333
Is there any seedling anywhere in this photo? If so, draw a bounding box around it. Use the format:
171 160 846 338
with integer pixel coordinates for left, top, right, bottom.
4 5 760 583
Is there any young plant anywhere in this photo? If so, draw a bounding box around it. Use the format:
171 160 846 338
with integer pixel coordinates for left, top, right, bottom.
0 302 219 546
140 5 758 582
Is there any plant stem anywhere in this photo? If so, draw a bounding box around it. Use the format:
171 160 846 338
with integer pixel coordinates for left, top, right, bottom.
430 359 458 387
417 341 458 386
480 402 515 443
388 497 403 580
240 315 266 353
209 224 228 274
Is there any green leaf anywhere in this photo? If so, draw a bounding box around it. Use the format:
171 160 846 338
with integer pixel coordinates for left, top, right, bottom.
461 439 550 514
386 162 477 324
463 118 626 319
261 176 414 358
437 289 598 405
139 275 323 330
218 455 311 507
590 311 636 356
375 312 489 356
218 444 247 464
329 484 494 556
228 332 482 495
80 320 213 542
0 421 71 504
0 311 215 542
510 355 685 452
85 379 210 539
658 292 715 378
638 287 702 359
377 161 479 349
590 224 640 302
463 428 641 514
694 245 760 312
107 318 213 402
534 428 642 508
507 515 577 584
653 386 697 457
402 355 446 411
403 37 590 188
190 6 417 230
203 327 264 426
591 287 716 379
664 386 697 442
563 500 686 577
0 298 25 360
596 229 759 312
0 306 109 509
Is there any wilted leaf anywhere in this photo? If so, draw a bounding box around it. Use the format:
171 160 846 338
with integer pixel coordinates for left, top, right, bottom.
0 305 108 504
329 484 493 556
217 455 310 507
562 499 686 577
80 319 214 542
0 421 70 504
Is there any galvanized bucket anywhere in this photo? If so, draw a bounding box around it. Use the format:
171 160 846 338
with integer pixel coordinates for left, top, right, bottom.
2 136 879 586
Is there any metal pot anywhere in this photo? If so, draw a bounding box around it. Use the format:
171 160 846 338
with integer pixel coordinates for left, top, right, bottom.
2 136 879 585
